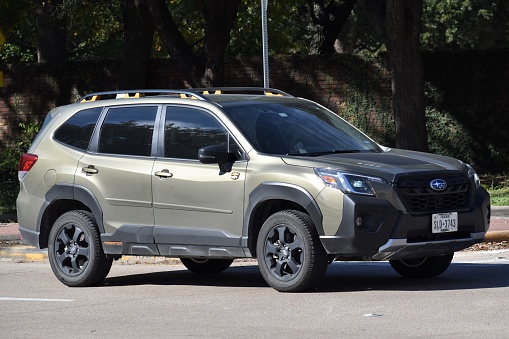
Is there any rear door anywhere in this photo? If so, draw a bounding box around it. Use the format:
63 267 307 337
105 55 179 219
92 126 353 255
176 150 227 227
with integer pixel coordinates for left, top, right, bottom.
75 105 160 232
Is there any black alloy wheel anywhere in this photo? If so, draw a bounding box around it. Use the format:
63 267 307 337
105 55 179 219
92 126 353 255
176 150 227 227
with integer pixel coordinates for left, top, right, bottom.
256 210 328 292
48 210 112 287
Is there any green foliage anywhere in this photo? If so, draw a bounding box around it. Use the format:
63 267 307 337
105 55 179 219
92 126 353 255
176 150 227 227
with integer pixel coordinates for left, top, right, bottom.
334 55 394 146
0 0 123 63
0 1 37 63
228 0 311 56
489 187 509 206
0 181 18 215
336 0 509 56
423 50 509 170
0 121 39 178
65 1 123 60
0 121 40 214
424 83 473 162
483 173 509 206
422 0 509 50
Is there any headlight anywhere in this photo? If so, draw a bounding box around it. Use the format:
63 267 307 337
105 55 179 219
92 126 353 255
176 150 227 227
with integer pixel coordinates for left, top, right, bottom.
314 168 386 196
466 164 480 189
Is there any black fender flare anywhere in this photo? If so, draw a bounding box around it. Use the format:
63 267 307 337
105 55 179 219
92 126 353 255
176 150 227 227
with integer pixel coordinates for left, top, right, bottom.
40 183 105 233
243 182 324 242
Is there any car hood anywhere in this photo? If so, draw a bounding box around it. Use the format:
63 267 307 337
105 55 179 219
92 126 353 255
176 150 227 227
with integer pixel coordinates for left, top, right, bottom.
281 148 466 183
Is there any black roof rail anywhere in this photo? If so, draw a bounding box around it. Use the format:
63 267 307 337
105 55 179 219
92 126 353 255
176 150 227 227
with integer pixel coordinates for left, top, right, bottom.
186 87 293 97
79 89 209 103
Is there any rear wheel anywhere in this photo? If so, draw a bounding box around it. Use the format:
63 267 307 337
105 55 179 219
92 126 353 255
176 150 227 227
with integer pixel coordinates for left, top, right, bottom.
256 210 328 292
389 253 454 278
48 210 112 287
180 258 234 274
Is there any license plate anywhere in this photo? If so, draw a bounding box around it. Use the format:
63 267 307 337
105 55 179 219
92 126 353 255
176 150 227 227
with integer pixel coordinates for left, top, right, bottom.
432 212 458 233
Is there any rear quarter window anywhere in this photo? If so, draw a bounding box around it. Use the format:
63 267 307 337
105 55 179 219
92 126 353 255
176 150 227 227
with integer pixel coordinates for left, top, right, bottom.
54 107 103 151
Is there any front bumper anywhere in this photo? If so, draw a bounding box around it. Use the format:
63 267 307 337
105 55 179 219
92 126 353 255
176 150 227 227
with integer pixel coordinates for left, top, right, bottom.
319 186 490 260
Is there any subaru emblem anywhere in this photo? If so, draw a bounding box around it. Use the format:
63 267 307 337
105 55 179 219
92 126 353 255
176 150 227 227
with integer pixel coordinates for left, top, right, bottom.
430 179 447 191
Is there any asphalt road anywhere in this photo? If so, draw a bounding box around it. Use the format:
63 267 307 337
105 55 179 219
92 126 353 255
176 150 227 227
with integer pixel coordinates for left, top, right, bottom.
1 251 508 338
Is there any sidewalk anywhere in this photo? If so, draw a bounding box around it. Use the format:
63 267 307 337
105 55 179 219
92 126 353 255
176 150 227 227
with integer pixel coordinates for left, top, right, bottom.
486 206 509 242
1 208 509 262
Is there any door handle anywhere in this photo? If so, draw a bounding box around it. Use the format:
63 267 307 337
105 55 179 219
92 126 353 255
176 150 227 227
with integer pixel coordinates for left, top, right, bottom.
155 169 173 178
82 165 98 175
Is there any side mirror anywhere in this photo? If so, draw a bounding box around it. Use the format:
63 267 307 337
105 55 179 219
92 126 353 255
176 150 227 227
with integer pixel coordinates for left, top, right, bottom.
198 145 229 164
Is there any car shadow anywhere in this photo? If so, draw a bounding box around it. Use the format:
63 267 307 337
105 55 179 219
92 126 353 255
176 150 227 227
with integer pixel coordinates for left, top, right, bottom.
319 261 509 293
103 264 268 288
101 261 509 292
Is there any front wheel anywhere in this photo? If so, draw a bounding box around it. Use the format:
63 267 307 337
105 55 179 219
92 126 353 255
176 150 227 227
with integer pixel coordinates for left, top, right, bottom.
48 210 112 287
180 258 234 274
256 210 328 292
389 253 454 278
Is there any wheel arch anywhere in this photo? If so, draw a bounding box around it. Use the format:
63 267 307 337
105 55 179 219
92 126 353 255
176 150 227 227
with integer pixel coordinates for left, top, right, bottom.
244 182 323 256
37 184 104 248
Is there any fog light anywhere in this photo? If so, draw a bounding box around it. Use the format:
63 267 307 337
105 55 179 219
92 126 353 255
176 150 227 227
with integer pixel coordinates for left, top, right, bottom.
356 216 363 227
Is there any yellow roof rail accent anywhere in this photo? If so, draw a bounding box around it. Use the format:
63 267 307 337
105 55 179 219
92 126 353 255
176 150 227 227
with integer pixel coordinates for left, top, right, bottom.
80 95 99 103
264 91 283 96
179 93 200 99
116 93 143 99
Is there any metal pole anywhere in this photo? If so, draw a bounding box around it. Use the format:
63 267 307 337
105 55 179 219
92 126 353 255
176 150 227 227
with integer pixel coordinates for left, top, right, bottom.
261 0 269 88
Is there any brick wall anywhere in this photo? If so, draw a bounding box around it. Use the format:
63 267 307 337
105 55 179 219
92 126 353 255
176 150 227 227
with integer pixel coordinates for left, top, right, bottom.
1 51 508 169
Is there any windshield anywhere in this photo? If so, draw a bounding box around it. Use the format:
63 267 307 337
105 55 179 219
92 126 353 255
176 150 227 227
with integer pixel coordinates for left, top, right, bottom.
222 99 381 155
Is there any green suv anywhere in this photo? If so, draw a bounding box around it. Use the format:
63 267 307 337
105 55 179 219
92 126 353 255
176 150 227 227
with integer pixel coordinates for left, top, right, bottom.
17 88 490 292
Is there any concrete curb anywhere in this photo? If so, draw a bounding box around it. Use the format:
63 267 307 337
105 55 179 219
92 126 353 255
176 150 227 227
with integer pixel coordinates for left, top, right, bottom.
484 231 509 243
0 245 48 263
491 206 509 217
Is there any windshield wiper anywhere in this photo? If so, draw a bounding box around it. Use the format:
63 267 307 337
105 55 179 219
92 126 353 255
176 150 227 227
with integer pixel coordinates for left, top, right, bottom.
286 150 361 157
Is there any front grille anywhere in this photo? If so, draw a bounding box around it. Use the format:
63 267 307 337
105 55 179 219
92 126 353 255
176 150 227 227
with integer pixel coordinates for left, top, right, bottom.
396 174 470 213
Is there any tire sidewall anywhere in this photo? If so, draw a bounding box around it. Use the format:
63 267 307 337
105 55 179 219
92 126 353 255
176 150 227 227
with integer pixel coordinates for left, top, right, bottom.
256 210 326 292
48 211 110 286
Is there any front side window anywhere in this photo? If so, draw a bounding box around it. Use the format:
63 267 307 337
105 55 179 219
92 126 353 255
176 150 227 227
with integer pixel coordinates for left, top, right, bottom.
98 106 157 156
165 106 239 160
54 107 102 151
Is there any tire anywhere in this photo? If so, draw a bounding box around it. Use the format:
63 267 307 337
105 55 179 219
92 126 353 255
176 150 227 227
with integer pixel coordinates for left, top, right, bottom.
180 258 234 274
389 253 454 278
256 210 328 292
48 210 113 287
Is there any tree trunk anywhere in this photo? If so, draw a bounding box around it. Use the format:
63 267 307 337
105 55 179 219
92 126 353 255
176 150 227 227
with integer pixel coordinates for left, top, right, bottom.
118 0 155 90
35 0 68 63
195 0 241 86
146 0 205 87
385 0 427 151
308 0 356 55
357 0 428 152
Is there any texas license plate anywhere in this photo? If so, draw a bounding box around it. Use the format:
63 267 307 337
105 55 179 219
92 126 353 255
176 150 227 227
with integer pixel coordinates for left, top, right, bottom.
432 212 458 233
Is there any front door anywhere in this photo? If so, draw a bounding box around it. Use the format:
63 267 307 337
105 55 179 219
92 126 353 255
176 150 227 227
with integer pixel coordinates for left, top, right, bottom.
152 105 246 246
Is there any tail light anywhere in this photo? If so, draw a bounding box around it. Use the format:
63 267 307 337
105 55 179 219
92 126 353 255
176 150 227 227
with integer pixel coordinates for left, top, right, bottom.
18 153 38 179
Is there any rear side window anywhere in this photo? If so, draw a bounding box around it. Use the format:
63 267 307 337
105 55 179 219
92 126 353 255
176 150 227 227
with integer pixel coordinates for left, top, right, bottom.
98 106 158 156
54 107 102 151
